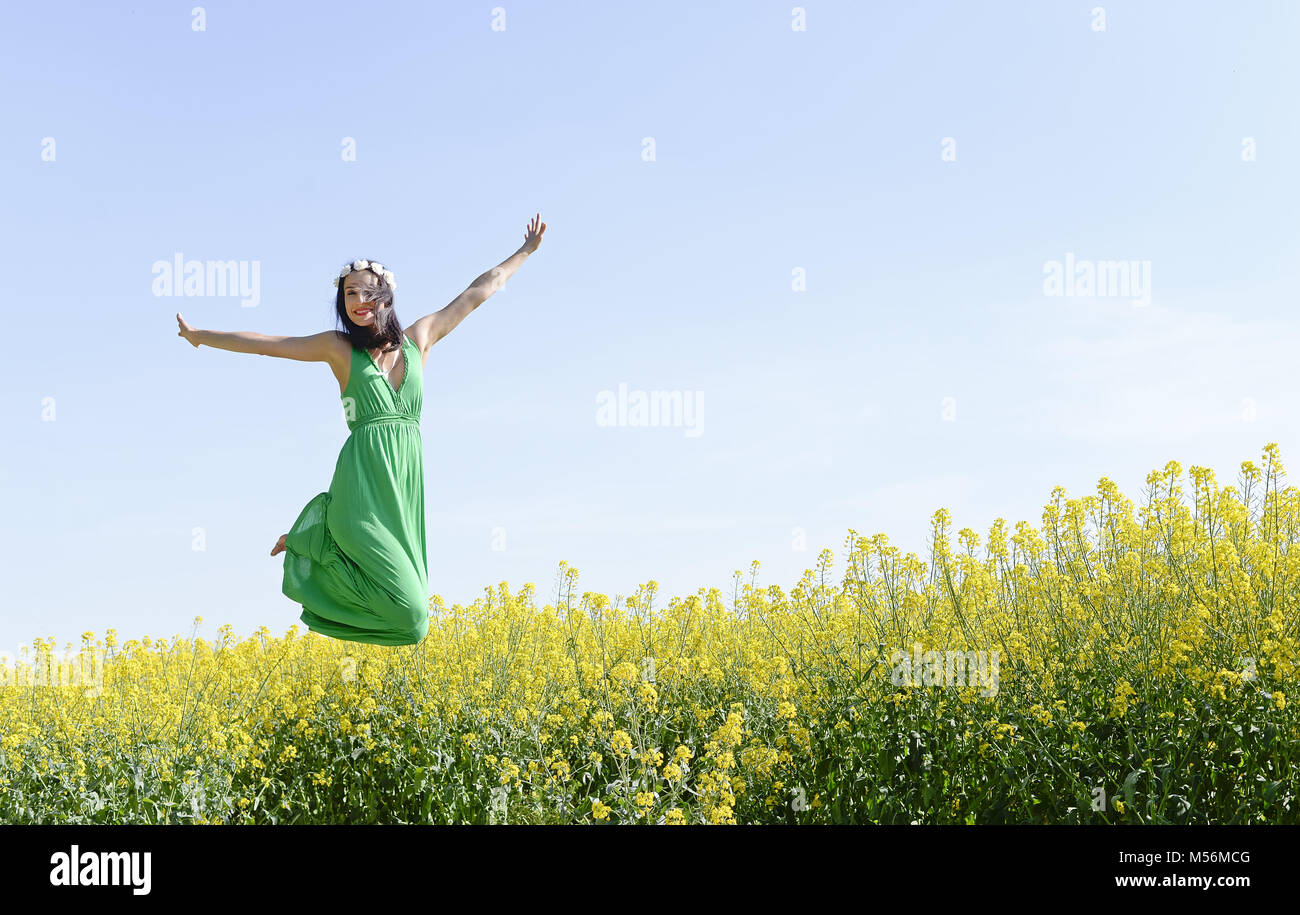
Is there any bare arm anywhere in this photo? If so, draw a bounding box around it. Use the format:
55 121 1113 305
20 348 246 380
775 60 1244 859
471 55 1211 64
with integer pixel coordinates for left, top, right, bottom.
406 213 546 355
176 313 344 363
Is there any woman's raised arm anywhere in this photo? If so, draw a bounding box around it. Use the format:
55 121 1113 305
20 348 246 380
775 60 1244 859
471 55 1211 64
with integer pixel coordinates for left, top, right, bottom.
176 312 343 363
405 213 546 356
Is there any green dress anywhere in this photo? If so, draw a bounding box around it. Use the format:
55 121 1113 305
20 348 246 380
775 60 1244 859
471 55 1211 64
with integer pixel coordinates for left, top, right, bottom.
281 333 429 646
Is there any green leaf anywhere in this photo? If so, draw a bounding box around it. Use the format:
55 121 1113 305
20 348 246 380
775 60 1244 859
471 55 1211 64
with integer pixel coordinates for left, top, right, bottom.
1122 768 1141 810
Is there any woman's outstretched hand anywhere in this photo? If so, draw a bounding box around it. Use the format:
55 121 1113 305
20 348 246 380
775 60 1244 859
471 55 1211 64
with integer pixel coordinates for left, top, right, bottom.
176 313 200 347
521 213 546 254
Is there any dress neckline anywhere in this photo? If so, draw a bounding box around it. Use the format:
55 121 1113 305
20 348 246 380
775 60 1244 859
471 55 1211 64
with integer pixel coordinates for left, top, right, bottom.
364 336 409 397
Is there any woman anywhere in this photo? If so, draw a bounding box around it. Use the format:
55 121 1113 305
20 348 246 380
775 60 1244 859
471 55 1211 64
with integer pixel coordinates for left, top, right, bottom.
175 214 546 646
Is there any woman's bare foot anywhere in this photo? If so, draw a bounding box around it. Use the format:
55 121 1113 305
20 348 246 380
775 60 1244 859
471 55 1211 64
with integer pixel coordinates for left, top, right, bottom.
270 533 288 557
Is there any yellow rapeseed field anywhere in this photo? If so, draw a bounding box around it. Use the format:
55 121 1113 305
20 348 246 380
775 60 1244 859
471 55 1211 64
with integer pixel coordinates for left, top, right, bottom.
2 445 1297 823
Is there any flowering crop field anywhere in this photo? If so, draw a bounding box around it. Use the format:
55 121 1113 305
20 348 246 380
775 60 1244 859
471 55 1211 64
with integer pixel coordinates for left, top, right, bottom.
3 445 1297 825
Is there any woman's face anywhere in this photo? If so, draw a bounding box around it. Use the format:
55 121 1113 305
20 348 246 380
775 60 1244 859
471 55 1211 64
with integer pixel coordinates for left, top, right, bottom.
343 271 384 327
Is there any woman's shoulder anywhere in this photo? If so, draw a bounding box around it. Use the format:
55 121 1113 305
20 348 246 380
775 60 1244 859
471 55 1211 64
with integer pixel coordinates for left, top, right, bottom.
330 329 359 358
401 327 426 358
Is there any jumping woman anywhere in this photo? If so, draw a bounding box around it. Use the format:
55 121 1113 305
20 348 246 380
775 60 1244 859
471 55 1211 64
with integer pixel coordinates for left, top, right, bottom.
175 214 546 646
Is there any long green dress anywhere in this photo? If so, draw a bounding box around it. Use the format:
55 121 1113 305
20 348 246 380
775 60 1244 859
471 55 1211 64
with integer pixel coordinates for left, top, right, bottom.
281 333 429 646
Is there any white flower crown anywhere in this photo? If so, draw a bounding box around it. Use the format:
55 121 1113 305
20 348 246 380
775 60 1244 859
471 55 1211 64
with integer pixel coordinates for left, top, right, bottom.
333 259 397 291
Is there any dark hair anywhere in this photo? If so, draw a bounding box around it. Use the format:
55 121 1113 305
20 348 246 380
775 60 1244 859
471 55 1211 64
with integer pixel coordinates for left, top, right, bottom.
333 262 403 352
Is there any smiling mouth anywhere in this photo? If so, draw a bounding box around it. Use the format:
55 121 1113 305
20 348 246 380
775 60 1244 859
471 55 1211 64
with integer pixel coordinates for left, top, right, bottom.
354 308 373 318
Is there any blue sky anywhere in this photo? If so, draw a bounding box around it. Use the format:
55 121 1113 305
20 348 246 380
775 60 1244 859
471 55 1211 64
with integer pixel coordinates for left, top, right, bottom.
2 1 1298 653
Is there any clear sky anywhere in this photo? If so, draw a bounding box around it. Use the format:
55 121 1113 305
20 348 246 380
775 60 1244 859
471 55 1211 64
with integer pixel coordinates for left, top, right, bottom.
2 1 1298 653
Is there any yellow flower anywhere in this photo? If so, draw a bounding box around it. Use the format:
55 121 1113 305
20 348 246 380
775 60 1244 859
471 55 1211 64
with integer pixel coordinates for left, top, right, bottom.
634 791 656 816
611 730 632 757
1110 679 1137 718
591 799 611 821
